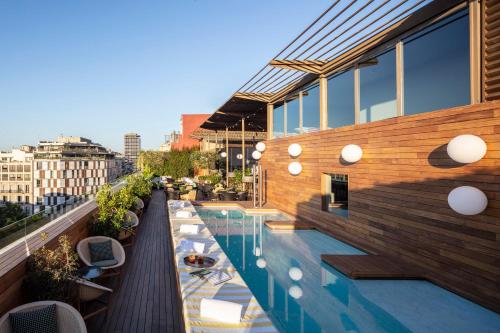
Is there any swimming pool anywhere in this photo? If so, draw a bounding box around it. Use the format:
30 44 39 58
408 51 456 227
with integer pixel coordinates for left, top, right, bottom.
196 207 500 333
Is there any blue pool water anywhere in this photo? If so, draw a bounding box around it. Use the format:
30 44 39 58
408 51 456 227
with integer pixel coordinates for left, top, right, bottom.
196 207 500 333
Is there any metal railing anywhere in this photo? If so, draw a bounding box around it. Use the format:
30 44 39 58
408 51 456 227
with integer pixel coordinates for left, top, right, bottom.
0 175 128 250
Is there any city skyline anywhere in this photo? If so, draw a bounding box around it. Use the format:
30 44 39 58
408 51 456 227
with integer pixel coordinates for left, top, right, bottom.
0 0 329 152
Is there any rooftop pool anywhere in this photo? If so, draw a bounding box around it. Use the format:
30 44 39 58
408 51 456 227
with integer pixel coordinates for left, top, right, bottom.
195 207 500 333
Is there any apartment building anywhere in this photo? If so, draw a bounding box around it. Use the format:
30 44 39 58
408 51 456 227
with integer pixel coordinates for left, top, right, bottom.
33 136 120 206
0 147 34 205
124 133 141 170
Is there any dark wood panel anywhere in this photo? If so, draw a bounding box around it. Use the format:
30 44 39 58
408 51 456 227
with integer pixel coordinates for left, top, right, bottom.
484 0 500 101
261 101 500 313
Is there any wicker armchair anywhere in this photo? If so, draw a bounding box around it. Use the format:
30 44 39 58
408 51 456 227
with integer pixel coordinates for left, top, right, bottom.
134 197 144 216
76 279 113 320
0 301 87 333
118 211 139 246
77 236 125 274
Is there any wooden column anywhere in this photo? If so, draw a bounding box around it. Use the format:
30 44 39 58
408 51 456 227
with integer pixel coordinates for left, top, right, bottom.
267 103 273 140
225 127 229 186
319 75 328 130
396 41 404 116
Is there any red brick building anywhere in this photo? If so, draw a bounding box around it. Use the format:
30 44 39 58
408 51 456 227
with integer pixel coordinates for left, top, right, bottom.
170 114 210 150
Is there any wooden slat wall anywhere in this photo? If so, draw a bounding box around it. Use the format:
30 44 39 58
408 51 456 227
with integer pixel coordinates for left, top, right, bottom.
484 0 500 101
260 101 500 313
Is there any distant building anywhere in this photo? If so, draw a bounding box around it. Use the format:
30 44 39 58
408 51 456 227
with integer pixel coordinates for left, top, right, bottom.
33 136 120 206
170 114 210 150
124 133 141 170
0 136 122 210
0 149 34 206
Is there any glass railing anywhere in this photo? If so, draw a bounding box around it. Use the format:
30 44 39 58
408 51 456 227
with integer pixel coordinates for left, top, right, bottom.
0 175 128 250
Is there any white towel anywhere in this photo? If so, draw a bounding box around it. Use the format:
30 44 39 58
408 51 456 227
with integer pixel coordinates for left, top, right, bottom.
179 224 199 234
200 298 242 323
179 239 205 253
176 210 193 218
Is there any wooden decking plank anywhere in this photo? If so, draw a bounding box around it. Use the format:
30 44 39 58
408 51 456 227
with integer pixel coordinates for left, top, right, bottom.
321 254 425 279
87 190 183 333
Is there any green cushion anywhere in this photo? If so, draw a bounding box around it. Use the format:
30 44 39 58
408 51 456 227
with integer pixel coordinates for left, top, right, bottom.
92 259 119 267
9 304 57 333
88 240 114 263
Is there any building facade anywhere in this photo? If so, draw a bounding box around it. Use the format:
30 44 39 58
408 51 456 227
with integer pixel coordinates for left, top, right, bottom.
0 148 34 206
124 133 141 170
33 136 120 206
170 114 210 150
1 137 122 209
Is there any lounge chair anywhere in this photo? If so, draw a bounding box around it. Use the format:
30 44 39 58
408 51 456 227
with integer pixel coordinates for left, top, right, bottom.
76 279 113 320
77 236 125 278
118 211 139 246
0 301 87 333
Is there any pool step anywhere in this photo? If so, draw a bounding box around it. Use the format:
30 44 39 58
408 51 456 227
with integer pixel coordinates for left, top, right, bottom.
321 254 425 280
264 220 315 231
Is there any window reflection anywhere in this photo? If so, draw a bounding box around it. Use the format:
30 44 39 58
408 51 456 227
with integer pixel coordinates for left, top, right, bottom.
302 84 320 132
286 97 300 136
404 11 470 115
328 70 355 128
359 49 397 123
273 104 285 138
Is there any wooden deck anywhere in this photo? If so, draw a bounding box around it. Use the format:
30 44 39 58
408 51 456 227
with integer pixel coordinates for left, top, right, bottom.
321 254 424 280
88 190 184 333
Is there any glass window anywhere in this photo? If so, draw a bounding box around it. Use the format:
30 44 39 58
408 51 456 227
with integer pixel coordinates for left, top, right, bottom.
328 70 355 128
286 97 300 136
302 84 320 132
404 11 470 115
359 49 397 123
273 104 285 138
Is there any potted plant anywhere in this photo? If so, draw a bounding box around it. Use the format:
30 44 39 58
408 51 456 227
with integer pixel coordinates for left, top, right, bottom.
89 185 136 239
23 234 79 303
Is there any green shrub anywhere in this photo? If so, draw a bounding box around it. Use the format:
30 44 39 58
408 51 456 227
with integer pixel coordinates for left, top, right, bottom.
164 149 195 179
89 184 136 238
126 173 152 199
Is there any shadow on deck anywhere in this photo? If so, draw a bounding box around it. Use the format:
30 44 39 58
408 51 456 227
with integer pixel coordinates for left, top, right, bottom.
87 190 184 333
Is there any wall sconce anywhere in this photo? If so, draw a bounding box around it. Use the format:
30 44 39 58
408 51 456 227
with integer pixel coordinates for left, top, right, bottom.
288 143 302 157
341 144 363 163
252 150 262 160
447 134 487 164
254 247 261 256
256 142 266 152
448 186 488 215
256 258 267 269
289 285 303 299
220 152 227 158
236 153 243 160
289 267 303 281
288 162 302 175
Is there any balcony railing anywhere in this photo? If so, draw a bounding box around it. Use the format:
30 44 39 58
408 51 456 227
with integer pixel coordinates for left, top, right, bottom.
0 175 127 251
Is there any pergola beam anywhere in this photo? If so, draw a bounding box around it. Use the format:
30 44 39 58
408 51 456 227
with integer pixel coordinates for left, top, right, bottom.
233 92 275 103
269 59 327 74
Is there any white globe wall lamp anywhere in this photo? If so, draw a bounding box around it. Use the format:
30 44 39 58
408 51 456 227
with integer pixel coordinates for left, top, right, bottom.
341 144 363 163
220 152 227 158
256 142 266 152
256 258 267 269
252 150 262 160
288 143 302 157
288 162 302 176
448 186 488 215
236 153 243 160
447 134 487 164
